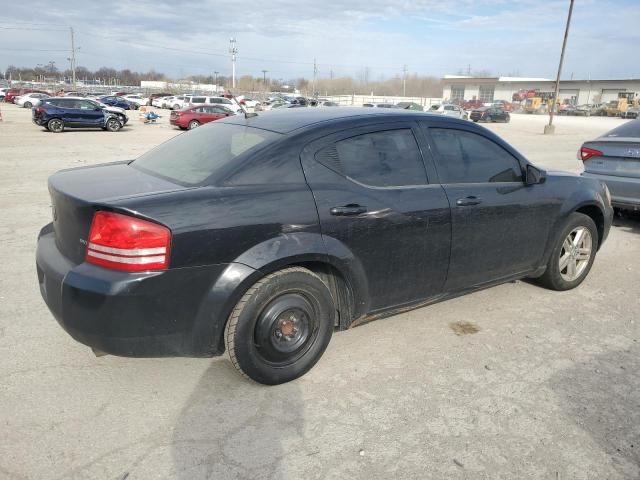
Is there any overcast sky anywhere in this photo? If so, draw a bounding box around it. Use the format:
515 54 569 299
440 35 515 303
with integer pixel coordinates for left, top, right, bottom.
1 0 638 81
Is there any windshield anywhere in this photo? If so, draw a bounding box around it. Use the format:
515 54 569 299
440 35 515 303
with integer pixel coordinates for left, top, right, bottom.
132 123 281 185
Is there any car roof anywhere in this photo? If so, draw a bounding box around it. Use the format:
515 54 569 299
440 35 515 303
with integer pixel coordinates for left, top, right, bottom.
220 107 466 134
51 96 96 100
599 120 640 140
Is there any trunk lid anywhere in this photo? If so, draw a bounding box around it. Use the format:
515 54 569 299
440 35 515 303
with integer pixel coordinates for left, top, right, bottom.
48 161 185 264
582 139 640 179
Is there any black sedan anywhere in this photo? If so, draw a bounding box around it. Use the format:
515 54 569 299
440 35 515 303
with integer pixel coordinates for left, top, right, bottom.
36 109 613 384
470 106 510 123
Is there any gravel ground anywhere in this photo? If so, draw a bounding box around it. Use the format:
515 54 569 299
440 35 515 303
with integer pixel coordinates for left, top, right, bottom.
1 104 639 480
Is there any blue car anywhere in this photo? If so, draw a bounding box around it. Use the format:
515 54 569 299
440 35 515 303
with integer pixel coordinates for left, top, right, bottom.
32 97 124 133
99 96 132 110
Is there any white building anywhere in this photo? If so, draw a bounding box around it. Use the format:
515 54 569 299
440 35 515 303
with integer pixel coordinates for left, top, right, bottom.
442 75 640 105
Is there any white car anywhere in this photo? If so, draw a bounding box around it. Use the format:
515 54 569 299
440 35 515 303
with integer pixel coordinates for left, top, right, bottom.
205 96 243 113
152 96 169 108
237 96 261 110
122 94 149 108
16 92 50 108
435 104 467 119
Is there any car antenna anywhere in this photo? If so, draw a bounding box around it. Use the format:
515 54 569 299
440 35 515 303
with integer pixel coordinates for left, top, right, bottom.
227 90 258 119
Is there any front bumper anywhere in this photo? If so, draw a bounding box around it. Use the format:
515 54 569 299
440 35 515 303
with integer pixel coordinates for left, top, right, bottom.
581 172 640 211
36 225 260 357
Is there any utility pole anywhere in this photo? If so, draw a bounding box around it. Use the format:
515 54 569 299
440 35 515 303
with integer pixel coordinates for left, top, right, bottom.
229 38 238 89
545 0 574 135
312 58 318 98
70 27 77 88
402 64 408 97
262 69 268 89
213 71 219 91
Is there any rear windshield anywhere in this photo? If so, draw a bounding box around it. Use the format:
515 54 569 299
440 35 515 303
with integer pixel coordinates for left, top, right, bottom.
132 123 281 185
603 121 640 139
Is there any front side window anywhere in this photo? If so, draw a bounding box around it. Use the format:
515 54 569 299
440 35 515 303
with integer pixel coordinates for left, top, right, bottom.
316 129 427 187
428 128 523 184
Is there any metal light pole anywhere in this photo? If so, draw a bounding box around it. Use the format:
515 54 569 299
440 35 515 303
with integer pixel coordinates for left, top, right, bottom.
403 64 408 97
229 38 238 89
214 71 219 89
545 0 574 135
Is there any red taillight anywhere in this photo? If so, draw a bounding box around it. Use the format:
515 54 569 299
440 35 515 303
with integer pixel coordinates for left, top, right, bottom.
580 146 603 162
85 211 171 272
35 107 45 113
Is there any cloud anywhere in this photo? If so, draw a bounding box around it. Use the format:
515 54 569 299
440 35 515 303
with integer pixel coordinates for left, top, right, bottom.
0 0 638 81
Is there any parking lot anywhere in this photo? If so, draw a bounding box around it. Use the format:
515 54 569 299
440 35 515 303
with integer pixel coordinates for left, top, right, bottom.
1 105 639 480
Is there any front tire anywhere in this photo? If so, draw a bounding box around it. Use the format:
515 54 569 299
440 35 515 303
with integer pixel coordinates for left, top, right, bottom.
105 117 122 132
537 212 598 291
224 267 335 385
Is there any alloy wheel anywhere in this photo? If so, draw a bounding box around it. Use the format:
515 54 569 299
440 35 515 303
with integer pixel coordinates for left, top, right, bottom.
559 226 592 281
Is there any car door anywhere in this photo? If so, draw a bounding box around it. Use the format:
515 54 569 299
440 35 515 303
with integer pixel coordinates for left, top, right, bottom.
422 124 558 291
60 100 86 126
76 100 104 126
301 123 451 311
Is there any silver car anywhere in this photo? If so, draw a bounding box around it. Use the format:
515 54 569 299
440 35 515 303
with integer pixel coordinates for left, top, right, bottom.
435 104 468 119
580 120 640 211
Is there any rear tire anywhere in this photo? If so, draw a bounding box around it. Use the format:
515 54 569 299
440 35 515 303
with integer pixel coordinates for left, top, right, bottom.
224 267 335 385
47 118 64 133
188 120 200 130
24 102 32 108
537 212 598 291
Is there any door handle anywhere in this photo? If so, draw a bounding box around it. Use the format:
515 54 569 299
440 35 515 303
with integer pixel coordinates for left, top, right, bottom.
456 196 482 206
330 204 367 216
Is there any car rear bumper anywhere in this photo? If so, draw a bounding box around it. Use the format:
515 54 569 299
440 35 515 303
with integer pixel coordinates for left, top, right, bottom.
581 172 640 210
36 224 260 357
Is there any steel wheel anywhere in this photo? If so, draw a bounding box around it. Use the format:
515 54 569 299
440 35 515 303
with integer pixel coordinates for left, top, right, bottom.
559 227 592 282
254 293 317 365
224 267 335 384
47 119 64 133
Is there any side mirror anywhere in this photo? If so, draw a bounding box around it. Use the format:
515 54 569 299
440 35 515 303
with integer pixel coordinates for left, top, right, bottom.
526 164 546 185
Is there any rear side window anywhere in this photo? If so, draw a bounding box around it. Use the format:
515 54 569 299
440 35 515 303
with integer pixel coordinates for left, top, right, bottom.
603 121 640 139
316 129 427 187
132 124 281 185
429 128 523 184
191 97 206 104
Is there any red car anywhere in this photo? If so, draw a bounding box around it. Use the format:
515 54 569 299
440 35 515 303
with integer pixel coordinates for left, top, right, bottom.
492 100 513 111
5 88 49 103
4 88 22 103
462 99 484 110
170 105 234 130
